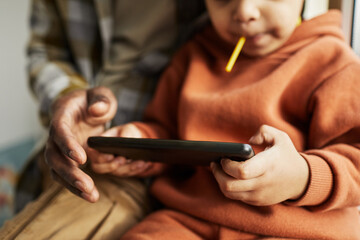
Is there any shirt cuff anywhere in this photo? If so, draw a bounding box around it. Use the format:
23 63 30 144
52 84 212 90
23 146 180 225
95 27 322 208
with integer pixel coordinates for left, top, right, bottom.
286 153 333 207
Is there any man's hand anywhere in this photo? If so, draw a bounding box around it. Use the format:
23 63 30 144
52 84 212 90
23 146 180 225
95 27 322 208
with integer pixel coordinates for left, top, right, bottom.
44 86 117 203
211 125 310 206
87 124 153 177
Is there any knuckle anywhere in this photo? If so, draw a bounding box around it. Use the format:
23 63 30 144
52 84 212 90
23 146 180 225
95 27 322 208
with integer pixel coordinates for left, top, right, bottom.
223 181 235 192
237 166 249 179
259 124 269 132
241 195 255 205
110 161 120 170
222 190 234 200
250 192 266 206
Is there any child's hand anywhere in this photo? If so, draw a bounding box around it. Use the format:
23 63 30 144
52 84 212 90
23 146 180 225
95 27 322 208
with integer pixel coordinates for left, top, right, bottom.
211 125 309 206
87 123 153 177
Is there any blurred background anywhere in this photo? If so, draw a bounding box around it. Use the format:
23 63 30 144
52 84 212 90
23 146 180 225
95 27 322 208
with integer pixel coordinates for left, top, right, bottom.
0 0 357 227
0 0 42 226
0 1 42 158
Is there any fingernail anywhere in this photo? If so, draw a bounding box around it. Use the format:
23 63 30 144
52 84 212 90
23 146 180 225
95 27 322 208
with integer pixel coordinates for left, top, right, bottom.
68 150 84 163
104 155 113 162
115 157 126 165
81 192 98 203
68 150 77 159
137 161 146 169
90 95 108 105
74 181 87 193
131 161 145 170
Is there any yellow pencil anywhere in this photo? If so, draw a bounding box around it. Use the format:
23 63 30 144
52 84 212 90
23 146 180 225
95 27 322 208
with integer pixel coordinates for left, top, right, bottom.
225 37 246 72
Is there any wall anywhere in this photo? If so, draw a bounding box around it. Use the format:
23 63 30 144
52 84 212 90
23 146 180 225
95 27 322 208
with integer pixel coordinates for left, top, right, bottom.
304 0 329 19
0 1 42 151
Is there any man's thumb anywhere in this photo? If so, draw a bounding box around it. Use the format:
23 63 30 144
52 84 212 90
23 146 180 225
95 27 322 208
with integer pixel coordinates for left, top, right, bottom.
87 87 117 120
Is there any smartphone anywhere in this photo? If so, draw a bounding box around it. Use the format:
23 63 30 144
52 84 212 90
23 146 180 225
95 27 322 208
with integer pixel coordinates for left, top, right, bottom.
88 137 254 165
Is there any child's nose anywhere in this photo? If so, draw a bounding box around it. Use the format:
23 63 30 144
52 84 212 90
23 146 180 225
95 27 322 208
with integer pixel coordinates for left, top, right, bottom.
232 0 260 23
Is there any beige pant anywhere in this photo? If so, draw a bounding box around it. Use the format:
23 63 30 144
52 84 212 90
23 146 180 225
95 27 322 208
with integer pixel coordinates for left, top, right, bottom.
0 174 150 240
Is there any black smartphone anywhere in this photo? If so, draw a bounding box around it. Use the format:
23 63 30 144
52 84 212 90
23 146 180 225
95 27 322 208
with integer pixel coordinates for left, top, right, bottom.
87 137 254 165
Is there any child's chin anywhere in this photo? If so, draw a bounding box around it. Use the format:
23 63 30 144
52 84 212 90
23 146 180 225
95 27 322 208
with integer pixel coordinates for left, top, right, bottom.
242 48 272 58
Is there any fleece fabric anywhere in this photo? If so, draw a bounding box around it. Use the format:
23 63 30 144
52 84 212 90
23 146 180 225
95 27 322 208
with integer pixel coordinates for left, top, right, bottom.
130 10 360 239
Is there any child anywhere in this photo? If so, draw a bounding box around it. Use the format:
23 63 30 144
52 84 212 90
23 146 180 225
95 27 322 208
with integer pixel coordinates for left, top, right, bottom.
89 0 360 239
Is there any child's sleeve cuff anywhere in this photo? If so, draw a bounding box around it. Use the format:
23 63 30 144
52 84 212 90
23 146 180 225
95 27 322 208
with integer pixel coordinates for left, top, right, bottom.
286 153 333 207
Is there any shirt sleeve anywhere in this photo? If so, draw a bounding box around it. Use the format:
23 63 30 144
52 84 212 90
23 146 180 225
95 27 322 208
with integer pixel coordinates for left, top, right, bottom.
287 62 360 211
28 0 88 126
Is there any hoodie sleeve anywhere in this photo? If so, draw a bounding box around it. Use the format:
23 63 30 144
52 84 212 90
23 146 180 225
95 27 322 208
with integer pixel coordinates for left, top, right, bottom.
131 47 189 176
28 0 89 126
287 62 360 211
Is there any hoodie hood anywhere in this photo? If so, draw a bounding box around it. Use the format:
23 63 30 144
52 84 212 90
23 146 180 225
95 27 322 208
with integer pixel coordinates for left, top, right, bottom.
281 10 345 54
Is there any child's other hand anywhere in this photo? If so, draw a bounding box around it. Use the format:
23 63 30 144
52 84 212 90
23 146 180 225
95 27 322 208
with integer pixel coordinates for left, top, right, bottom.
211 125 309 206
87 123 153 177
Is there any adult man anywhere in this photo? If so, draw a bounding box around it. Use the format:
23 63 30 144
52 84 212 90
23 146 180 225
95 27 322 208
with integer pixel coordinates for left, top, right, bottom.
0 0 204 238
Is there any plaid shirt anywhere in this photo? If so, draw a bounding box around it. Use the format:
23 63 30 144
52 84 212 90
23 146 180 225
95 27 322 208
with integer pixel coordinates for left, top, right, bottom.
28 0 205 126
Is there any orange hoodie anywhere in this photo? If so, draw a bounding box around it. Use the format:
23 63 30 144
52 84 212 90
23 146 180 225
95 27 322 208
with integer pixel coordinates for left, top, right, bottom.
133 10 360 239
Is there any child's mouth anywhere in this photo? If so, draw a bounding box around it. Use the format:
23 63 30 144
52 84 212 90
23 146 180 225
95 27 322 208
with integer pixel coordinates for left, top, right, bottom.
246 33 265 45
230 31 266 46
